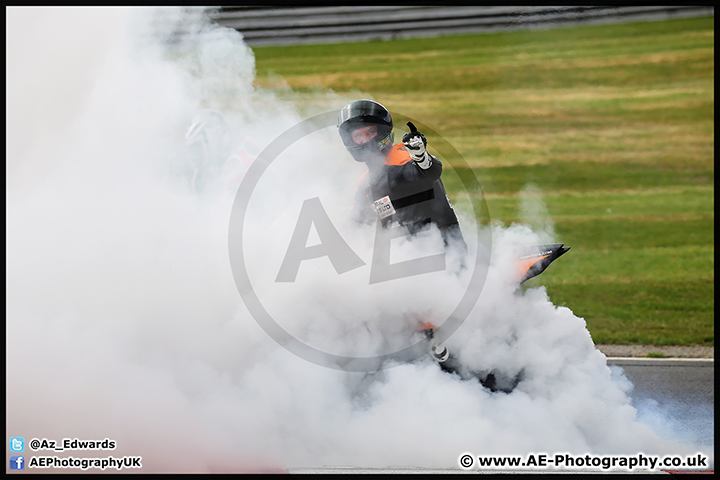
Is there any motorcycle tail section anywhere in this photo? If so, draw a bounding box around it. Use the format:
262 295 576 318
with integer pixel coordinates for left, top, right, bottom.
516 243 570 285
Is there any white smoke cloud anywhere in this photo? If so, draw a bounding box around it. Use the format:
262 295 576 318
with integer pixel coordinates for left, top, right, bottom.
6 6 711 473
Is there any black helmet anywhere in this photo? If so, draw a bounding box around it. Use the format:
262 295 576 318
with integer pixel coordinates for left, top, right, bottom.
337 100 394 162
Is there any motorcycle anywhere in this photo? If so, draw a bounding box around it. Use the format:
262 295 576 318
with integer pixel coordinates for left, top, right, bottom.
423 243 570 393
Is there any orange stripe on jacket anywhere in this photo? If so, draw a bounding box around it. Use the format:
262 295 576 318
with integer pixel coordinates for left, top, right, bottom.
385 144 413 165
355 144 412 195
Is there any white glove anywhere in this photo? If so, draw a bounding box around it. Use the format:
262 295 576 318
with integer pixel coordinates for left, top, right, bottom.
403 122 431 168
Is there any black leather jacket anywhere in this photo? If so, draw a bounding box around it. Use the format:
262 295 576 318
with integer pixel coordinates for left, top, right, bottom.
352 144 461 235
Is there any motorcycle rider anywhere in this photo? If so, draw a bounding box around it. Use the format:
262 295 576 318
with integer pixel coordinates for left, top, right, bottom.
337 99 467 364
337 99 467 261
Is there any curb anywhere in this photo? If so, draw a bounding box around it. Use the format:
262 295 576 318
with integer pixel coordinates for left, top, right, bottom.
607 357 714 366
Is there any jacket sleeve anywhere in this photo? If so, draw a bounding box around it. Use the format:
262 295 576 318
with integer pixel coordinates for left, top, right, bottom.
386 154 442 198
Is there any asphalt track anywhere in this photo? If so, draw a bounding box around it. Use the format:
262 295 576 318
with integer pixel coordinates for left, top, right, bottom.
285 358 714 475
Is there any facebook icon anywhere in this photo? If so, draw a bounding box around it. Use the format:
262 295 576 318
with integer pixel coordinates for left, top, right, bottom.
10 455 25 470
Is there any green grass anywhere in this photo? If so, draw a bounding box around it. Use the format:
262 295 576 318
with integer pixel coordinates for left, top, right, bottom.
251 17 714 346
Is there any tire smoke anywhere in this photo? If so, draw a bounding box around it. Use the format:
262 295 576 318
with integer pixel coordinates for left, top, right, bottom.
6 7 711 472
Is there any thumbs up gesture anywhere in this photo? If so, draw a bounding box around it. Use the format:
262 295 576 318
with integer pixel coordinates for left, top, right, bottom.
402 122 429 164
